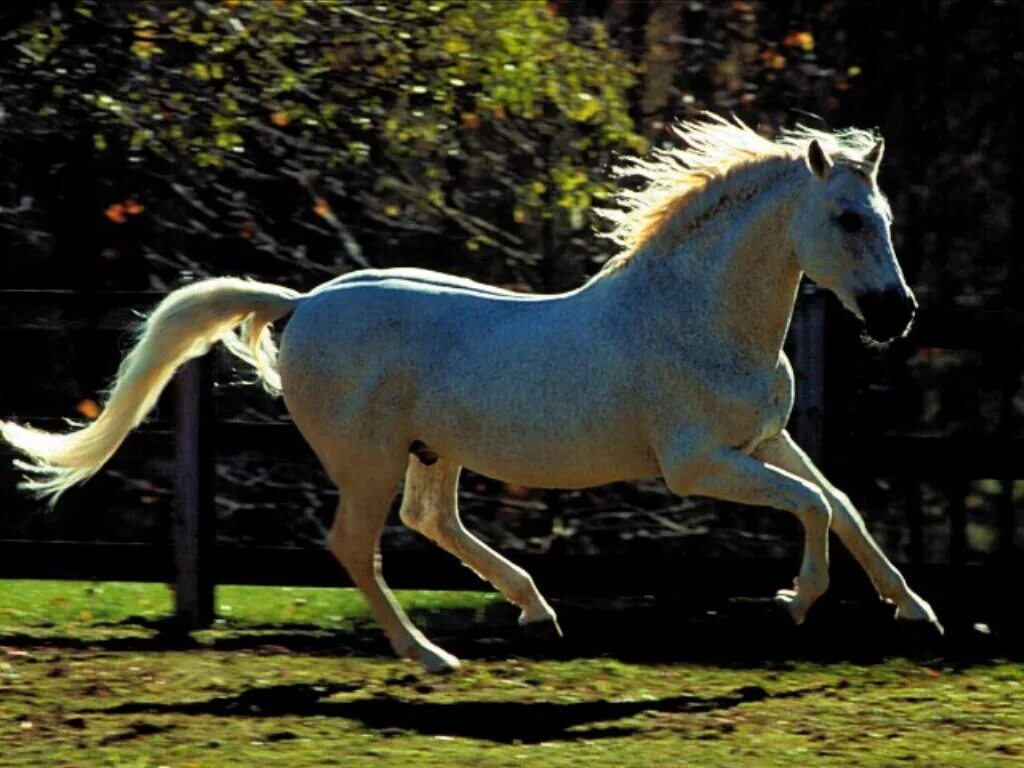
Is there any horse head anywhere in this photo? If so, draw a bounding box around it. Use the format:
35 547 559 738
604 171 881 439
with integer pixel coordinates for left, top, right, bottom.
789 137 916 343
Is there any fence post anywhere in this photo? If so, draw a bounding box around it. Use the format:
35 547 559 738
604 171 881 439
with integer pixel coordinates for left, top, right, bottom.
173 355 215 629
789 283 827 465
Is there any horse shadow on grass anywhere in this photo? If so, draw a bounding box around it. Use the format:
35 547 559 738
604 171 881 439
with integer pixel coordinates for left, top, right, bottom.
86 678 823 744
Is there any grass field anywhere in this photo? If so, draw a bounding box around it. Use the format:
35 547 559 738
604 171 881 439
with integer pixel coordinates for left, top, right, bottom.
0 580 1021 767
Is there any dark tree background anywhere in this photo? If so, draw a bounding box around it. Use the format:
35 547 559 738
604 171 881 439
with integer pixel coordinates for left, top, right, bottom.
0 0 1021 566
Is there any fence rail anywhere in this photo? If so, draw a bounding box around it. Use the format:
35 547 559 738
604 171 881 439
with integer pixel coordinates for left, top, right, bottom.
1 289 1021 630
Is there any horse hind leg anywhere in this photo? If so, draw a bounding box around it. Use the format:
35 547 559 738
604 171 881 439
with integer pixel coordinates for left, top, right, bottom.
327 465 461 674
399 455 560 634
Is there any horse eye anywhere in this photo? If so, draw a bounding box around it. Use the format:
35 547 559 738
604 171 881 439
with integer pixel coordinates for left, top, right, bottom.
837 211 863 233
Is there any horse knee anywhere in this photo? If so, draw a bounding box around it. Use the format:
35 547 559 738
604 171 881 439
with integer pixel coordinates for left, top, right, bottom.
798 488 832 529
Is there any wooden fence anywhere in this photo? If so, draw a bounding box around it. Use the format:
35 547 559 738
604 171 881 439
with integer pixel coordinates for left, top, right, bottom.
1 289 1022 630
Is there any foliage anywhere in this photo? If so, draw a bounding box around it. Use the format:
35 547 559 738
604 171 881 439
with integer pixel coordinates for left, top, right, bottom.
0 0 643 289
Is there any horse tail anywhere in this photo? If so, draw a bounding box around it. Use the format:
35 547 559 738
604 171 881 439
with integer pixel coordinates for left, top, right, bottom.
0 277 301 503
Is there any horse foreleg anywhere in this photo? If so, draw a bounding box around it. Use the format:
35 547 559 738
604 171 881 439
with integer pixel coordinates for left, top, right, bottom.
399 457 560 633
328 479 461 673
754 430 942 632
664 446 832 623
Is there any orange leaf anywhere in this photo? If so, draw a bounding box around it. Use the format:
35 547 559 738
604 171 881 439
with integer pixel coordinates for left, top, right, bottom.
783 31 815 51
76 399 101 420
239 219 255 239
105 203 126 224
270 111 291 127
313 197 331 219
125 199 145 215
460 111 480 130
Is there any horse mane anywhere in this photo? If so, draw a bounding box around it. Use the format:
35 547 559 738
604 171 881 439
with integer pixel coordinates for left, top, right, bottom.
595 114 882 276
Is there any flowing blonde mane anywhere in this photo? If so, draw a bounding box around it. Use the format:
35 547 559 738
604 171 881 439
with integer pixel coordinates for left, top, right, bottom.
596 114 882 275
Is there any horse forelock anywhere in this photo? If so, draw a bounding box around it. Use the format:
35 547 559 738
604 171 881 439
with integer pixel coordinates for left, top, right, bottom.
595 115 883 276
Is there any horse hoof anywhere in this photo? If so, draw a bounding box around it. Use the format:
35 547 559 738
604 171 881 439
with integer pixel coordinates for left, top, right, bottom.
773 590 808 625
521 616 563 641
416 646 462 675
894 593 944 636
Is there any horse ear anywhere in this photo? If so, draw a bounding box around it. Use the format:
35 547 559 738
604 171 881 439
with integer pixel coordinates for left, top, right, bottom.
864 138 885 176
806 139 832 180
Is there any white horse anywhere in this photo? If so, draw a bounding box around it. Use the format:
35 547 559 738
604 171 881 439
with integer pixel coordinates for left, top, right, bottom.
1 116 941 673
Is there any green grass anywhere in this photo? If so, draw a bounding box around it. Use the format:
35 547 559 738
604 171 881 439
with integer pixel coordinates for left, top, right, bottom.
0 580 1022 767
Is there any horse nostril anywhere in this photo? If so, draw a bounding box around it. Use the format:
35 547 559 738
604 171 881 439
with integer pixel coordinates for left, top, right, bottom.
857 287 916 342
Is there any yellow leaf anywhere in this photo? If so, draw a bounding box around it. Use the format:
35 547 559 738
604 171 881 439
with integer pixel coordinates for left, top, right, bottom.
385 204 401 217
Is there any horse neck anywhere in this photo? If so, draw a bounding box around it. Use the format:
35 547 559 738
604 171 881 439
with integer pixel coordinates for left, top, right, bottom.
635 164 804 367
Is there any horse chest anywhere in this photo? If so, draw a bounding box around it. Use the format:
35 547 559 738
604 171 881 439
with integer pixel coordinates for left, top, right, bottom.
654 355 794 453
739 355 795 452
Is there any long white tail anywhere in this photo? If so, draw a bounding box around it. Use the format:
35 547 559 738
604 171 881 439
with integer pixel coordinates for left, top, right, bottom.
0 277 301 503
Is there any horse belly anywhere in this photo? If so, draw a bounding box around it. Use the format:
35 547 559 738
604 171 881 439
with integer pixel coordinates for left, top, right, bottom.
414 358 658 488
455 432 659 489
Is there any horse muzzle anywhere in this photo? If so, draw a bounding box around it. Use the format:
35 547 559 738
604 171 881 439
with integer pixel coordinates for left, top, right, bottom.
857 287 917 342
